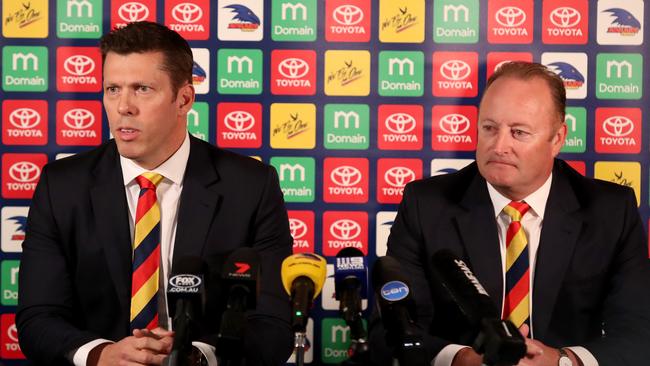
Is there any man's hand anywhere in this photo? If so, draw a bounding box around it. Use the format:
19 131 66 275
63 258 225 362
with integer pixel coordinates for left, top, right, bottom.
451 346 483 366
516 324 580 366
93 327 174 366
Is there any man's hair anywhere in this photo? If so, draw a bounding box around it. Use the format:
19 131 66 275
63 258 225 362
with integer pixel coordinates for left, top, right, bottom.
484 61 566 124
100 21 193 96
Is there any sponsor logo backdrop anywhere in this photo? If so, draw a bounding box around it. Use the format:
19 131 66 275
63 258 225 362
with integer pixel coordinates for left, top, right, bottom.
1 0 649 364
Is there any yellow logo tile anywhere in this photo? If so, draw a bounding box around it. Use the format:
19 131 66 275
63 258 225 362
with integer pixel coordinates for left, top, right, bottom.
594 161 641 206
324 50 370 96
378 0 425 43
2 0 48 38
270 103 316 149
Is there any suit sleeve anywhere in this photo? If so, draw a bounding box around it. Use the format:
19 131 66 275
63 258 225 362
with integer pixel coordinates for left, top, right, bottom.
583 188 650 365
243 165 294 365
16 166 99 364
369 182 451 365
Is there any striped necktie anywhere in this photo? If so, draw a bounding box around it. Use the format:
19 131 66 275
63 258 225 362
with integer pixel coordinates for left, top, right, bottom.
130 172 164 331
502 200 531 329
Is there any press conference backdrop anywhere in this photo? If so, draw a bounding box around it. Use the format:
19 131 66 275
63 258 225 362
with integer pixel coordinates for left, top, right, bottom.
0 0 649 364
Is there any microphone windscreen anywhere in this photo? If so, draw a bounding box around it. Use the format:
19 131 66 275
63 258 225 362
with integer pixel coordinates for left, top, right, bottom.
281 253 327 299
334 247 368 299
430 249 499 326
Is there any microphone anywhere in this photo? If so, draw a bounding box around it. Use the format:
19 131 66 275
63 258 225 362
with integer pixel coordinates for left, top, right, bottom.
281 253 327 366
217 248 260 363
372 256 427 366
430 249 526 366
334 248 368 364
166 256 205 366
281 253 327 332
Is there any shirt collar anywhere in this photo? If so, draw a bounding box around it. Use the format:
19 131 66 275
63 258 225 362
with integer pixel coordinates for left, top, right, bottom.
486 173 553 219
120 132 190 186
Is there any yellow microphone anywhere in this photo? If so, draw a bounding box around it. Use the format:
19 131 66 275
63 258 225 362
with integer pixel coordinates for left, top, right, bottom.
281 253 327 332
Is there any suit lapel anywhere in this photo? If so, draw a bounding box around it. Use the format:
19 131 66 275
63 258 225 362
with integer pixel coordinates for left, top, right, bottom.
89 143 132 310
532 164 582 339
172 138 221 268
455 172 504 311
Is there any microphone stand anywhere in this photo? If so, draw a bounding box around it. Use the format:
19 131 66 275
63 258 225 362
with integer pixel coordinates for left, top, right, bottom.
294 331 307 366
338 290 369 366
290 276 314 366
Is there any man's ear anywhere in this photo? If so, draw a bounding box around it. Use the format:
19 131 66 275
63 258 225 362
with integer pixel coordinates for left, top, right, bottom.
177 83 195 114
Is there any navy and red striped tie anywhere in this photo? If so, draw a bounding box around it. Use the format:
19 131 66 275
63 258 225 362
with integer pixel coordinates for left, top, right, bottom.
502 200 531 329
130 172 163 331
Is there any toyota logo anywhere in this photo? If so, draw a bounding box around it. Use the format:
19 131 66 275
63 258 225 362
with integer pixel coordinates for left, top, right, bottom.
9 162 40 183
550 7 580 28
333 5 364 25
385 113 416 134
7 324 18 342
172 3 203 23
330 219 361 240
278 58 309 79
224 111 255 132
495 6 526 27
64 55 95 76
9 108 41 129
118 2 149 22
439 114 471 135
384 167 416 188
289 218 307 239
440 60 471 81
64 109 95 129
331 166 362 187
603 116 634 137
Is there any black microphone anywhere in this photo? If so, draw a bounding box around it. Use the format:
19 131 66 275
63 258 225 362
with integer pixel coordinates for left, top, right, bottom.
217 247 260 363
334 248 368 364
430 249 526 366
166 256 205 366
372 256 428 366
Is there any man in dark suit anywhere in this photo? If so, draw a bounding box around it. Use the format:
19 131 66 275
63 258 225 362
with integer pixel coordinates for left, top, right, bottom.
371 62 650 366
17 22 293 365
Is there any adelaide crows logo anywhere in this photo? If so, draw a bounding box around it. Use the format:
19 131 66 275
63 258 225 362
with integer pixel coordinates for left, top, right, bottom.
548 62 585 89
8 216 27 241
603 8 641 36
192 61 206 84
224 4 261 31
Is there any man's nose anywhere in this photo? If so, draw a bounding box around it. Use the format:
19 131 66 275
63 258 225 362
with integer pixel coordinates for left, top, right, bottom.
492 129 512 154
117 92 135 115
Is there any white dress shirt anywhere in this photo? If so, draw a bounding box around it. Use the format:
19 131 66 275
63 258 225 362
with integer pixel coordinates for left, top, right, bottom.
73 133 218 365
433 174 598 366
